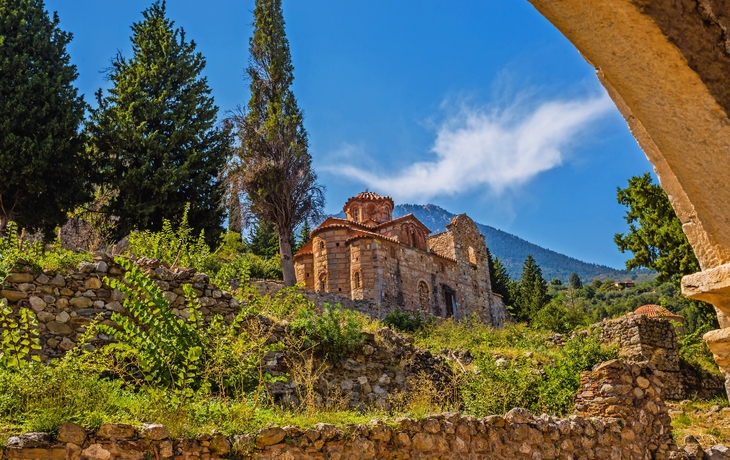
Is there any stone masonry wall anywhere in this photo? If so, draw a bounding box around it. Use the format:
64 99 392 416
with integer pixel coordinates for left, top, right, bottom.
0 256 239 360
598 313 725 399
1 360 689 460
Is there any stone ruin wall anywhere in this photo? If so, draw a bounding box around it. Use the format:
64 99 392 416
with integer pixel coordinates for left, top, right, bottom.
597 313 725 400
1 360 694 460
0 257 241 360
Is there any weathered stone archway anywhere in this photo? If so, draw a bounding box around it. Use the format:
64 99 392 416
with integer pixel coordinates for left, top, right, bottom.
526 0 730 392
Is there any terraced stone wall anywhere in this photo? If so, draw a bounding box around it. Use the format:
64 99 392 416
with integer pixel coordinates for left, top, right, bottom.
1 360 687 460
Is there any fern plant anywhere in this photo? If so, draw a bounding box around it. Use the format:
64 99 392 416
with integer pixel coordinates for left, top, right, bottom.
98 257 205 389
0 300 42 369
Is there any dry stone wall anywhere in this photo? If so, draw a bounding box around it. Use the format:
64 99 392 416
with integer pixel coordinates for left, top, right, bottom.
1 360 696 460
0 256 239 359
597 313 725 400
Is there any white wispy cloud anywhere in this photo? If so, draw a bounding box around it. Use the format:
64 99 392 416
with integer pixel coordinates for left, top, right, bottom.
332 92 614 201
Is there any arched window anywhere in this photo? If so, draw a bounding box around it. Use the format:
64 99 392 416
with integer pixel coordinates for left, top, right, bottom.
320 241 325 250
319 273 327 292
440 262 445 273
468 246 477 265
353 271 361 289
418 281 429 311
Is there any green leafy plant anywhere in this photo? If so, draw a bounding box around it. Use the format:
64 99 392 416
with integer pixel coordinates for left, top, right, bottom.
383 310 431 333
290 303 366 361
0 301 42 369
98 257 205 390
127 204 214 271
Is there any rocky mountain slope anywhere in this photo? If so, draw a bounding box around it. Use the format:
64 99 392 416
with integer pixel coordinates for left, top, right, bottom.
394 203 650 282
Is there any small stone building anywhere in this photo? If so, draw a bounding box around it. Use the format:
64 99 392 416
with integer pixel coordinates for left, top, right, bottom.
293 192 508 326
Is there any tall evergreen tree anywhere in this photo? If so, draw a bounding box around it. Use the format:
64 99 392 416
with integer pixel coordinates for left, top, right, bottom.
614 173 699 282
0 0 90 237
569 272 583 290
515 255 549 322
87 1 228 245
247 219 280 258
223 0 324 286
487 247 512 307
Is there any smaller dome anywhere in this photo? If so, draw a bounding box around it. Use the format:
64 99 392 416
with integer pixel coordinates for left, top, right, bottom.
634 304 685 323
343 192 394 224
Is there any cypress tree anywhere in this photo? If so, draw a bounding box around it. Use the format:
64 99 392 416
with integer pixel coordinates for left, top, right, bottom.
223 0 324 286
0 0 90 237
515 255 549 321
247 220 280 258
87 1 228 246
293 220 311 253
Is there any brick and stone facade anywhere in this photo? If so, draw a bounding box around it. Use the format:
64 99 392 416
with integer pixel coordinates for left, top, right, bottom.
294 192 509 326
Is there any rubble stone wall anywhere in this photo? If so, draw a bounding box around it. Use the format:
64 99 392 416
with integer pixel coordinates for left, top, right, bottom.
1 360 688 460
0 257 239 360
597 314 724 399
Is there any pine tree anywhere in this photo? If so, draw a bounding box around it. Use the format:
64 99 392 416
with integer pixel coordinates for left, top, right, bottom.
222 0 324 286
0 0 90 237
515 255 549 322
87 1 228 246
569 272 583 290
247 220 280 258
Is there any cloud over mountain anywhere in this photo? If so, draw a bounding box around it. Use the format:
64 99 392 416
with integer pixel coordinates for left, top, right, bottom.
333 93 613 201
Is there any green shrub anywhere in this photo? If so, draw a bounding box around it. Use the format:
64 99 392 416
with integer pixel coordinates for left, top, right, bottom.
461 331 617 416
532 301 589 334
290 304 366 361
99 257 275 397
383 310 430 333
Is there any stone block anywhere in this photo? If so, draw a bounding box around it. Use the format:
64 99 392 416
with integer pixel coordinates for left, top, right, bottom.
96 423 136 439
46 321 73 336
2 290 28 302
141 423 170 440
57 422 87 445
69 297 93 309
256 427 286 447
6 273 35 283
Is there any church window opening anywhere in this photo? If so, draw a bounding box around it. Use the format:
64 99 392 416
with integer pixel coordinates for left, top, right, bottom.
468 246 477 265
418 281 429 311
319 273 327 292
320 241 325 250
353 271 361 288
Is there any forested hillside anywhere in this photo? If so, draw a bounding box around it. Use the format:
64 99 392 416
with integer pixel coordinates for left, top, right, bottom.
394 204 651 282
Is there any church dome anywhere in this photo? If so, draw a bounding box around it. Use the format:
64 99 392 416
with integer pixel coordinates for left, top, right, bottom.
343 192 394 224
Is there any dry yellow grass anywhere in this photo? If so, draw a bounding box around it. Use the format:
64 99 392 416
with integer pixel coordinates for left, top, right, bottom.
669 398 730 447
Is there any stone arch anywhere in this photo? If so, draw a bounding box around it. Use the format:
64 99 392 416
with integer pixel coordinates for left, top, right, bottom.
468 246 477 265
524 1 730 381
353 271 361 289
319 272 328 292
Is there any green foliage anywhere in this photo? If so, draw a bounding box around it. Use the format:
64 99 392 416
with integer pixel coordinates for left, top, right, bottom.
569 272 583 290
99 257 275 398
383 310 431 333
532 301 589 334
0 303 41 369
0 221 91 283
294 221 311 253
127 205 213 272
290 304 366 361
615 173 699 282
513 255 549 322
247 220 281 258
487 248 512 306
98 258 205 390
461 332 617 416
0 0 91 237
87 0 228 245
222 0 324 286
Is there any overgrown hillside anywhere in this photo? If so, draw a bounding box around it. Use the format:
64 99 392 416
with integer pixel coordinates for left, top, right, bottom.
395 203 653 282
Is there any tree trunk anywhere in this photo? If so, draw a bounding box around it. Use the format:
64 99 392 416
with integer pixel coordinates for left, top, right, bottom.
278 229 297 286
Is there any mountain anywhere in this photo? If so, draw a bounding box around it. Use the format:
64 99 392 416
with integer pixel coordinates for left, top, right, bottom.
394 204 650 282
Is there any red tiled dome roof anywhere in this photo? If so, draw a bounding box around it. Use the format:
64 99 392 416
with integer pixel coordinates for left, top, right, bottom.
343 191 394 210
634 304 685 322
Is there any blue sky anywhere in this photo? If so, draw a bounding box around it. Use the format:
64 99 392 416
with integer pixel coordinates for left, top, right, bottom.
45 0 655 269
